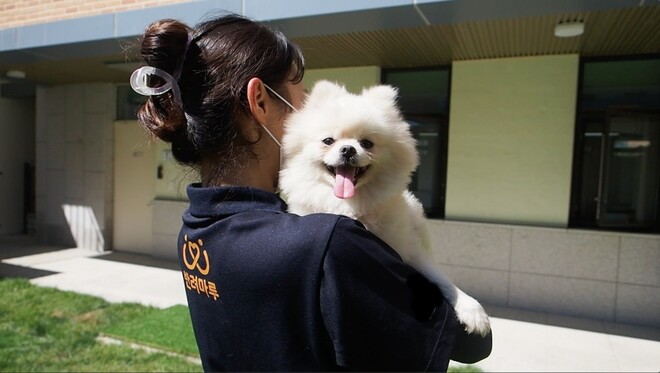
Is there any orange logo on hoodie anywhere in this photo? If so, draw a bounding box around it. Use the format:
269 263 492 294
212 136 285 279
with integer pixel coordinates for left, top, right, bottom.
182 235 210 275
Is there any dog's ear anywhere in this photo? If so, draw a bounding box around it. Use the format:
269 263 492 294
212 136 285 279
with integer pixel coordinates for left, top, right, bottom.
362 85 401 119
361 84 398 105
305 80 346 108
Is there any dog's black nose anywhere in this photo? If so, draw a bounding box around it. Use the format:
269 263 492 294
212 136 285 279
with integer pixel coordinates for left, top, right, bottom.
340 145 356 158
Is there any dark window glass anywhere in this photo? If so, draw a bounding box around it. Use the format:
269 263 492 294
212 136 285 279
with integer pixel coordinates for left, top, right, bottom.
116 84 147 121
571 58 660 233
383 68 450 218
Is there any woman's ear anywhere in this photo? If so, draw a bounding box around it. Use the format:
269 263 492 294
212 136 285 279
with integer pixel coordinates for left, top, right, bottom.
247 77 268 125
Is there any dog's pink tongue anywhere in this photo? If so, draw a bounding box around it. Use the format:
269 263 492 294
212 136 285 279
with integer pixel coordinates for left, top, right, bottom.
333 166 355 199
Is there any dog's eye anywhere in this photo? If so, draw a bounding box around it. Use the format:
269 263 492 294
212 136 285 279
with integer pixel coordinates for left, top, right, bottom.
322 137 335 145
360 139 374 149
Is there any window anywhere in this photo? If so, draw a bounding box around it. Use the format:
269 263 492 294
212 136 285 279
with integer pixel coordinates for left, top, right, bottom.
383 68 451 218
116 84 147 120
570 57 660 233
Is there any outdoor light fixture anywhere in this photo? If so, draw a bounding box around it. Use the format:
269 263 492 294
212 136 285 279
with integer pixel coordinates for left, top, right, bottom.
554 20 585 38
6 70 26 79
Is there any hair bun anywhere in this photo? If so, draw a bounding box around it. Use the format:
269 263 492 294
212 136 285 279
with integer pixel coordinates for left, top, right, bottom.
141 19 190 72
136 19 191 144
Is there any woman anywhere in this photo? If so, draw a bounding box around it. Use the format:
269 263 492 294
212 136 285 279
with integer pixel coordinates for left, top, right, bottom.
131 13 490 371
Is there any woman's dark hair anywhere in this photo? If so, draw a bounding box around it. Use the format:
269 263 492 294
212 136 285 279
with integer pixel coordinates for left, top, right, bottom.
135 14 304 180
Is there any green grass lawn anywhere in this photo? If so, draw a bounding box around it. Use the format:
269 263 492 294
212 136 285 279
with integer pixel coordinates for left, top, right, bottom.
0 278 201 372
449 364 484 372
103 305 199 356
0 277 482 372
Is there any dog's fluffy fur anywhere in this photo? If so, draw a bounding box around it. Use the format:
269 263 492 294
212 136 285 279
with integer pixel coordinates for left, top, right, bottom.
279 80 490 336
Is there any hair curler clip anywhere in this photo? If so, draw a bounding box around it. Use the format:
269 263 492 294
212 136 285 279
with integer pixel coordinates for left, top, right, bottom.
130 66 183 108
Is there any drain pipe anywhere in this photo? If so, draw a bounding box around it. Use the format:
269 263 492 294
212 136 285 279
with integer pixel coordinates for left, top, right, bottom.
413 0 432 26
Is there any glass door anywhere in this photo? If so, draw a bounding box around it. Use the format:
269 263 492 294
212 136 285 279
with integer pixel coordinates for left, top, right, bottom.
406 114 446 217
599 114 659 227
577 113 659 229
383 67 450 218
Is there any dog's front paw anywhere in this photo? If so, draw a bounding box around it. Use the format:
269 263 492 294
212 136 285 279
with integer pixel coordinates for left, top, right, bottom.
454 293 491 337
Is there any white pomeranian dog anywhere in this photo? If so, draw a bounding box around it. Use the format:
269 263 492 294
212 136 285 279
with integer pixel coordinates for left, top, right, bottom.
279 80 490 336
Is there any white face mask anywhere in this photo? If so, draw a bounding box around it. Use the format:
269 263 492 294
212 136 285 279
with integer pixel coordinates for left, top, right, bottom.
260 83 298 169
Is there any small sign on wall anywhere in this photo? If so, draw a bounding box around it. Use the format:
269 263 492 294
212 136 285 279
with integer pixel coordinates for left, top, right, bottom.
162 149 174 161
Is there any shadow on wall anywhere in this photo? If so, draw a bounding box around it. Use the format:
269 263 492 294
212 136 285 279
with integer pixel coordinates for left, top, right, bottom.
62 204 104 253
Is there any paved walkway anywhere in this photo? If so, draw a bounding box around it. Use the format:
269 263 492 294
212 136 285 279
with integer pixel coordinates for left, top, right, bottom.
1 234 659 372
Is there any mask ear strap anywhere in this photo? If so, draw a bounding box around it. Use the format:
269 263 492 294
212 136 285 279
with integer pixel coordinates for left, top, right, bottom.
260 123 282 148
263 83 297 112
130 66 183 109
259 122 284 170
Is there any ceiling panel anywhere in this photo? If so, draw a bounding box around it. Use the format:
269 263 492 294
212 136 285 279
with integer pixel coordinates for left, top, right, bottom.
295 5 660 69
1 5 658 87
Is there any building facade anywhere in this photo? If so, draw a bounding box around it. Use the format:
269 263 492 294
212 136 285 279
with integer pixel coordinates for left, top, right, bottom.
1 0 659 327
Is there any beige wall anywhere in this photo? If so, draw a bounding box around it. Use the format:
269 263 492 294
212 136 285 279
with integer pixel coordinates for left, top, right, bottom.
36 83 115 250
428 219 660 327
445 55 579 227
304 66 381 94
112 120 190 256
0 0 194 29
113 120 156 254
153 140 196 200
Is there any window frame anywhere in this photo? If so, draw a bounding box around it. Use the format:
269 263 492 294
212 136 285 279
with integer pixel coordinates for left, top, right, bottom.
381 65 452 219
569 54 660 234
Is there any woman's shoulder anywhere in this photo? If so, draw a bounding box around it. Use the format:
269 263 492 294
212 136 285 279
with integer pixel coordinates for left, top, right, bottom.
287 214 387 252
270 213 390 258
319 215 405 269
